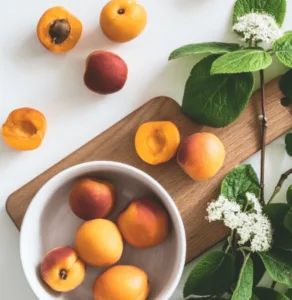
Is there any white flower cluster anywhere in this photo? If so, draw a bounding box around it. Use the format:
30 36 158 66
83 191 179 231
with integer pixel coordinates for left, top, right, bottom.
233 12 283 44
207 193 272 252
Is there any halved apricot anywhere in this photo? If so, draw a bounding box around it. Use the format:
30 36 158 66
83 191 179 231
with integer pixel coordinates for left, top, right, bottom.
135 121 180 165
2 108 46 150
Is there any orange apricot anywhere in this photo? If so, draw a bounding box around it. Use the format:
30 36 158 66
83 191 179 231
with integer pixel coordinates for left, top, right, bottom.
100 0 147 43
75 219 123 267
177 132 226 181
40 247 86 292
118 198 170 248
37 6 82 53
135 121 180 165
2 108 46 150
93 265 150 300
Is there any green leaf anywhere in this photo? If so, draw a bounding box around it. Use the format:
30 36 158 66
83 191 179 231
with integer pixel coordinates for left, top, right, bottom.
221 165 260 205
274 32 292 68
252 253 266 286
284 208 292 233
279 70 292 100
251 295 260 300
231 254 253 300
169 42 241 60
211 49 272 74
287 185 292 206
286 289 292 299
259 249 292 286
274 226 292 251
285 134 292 157
254 287 289 300
182 55 254 128
233 0 287 26
183 251 235 297
264 203 290 228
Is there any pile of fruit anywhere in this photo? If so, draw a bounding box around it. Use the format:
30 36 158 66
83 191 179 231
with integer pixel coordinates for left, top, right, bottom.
40 177 170 299
1 0 147 150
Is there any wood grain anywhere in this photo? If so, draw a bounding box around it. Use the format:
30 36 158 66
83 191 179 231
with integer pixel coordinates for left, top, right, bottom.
6 77 292 263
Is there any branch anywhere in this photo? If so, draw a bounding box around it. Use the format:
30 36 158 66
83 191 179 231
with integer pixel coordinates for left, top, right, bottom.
268 168 292 204
259 70 267 206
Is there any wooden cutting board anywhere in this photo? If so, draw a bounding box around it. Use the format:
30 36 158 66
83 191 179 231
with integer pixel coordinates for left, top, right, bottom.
6 77 292 263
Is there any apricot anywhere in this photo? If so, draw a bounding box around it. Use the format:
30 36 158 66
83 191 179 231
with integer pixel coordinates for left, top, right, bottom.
75 219 123 267
100 0 147 43
2 108 46 150
93 265 150 300
135 121 180 165
118 198 170 248
69 178 115 220
40 247 86 292
177 132 225 181
84 51 128 94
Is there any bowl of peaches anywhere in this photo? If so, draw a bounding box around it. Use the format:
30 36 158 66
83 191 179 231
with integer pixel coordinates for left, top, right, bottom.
20 161 186 300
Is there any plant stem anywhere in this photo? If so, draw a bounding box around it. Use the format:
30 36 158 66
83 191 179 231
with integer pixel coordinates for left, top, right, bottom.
268 167 292 204
271 280 276 289
259 69 267 207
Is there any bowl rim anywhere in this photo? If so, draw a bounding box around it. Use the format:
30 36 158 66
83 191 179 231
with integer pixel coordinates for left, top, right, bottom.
20 161 186 300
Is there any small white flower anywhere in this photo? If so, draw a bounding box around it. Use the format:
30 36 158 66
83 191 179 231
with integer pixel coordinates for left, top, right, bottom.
207 194 272 252
206 195 241 222
233 12 283 44
246 192 262 214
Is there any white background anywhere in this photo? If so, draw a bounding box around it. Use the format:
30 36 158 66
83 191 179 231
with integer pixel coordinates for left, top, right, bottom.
1 0 292 299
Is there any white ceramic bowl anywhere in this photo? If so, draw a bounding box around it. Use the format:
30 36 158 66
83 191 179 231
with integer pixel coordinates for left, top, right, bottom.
20 161 186 300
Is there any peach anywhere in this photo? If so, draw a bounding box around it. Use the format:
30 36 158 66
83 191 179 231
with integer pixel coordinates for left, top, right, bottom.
76 219 123 267
40 247 85 292
177 132 225 181
93 265 150 300
117 198 170 248
69 178 115 220
84 51 128 94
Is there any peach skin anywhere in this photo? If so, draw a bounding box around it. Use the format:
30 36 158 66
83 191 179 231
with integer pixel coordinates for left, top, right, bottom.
40 247 85 292
93 265 150 300
84 51 128 94
2 108 46 150
177 132 225 181
69 178 116 220
75 219 123 267
118 198 170 248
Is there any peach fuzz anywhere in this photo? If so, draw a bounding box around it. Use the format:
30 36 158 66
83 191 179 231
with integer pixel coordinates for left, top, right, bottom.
2 107 46 150
69 178 115 220
75 219 123 267
93 265 150 300
40 247 85 292
118 198 170 248
177 132 225 181
84 51 128 94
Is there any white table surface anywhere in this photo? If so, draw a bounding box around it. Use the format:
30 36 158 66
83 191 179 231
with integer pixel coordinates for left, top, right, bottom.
1 0 292 299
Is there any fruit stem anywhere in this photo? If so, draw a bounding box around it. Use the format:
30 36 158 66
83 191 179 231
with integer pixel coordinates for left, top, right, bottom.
59 269 67 280
259 69 267 207
118 8 125 14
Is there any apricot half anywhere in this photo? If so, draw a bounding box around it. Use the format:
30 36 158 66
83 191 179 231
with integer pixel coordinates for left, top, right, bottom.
135 121 180 165
2 108 46 150
93 265 150 300
75 219 123 267
118 198 170 248
40 247 86 292
177 132 226 181
100 0 147 43
69 178 115 220
84 51 128 94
